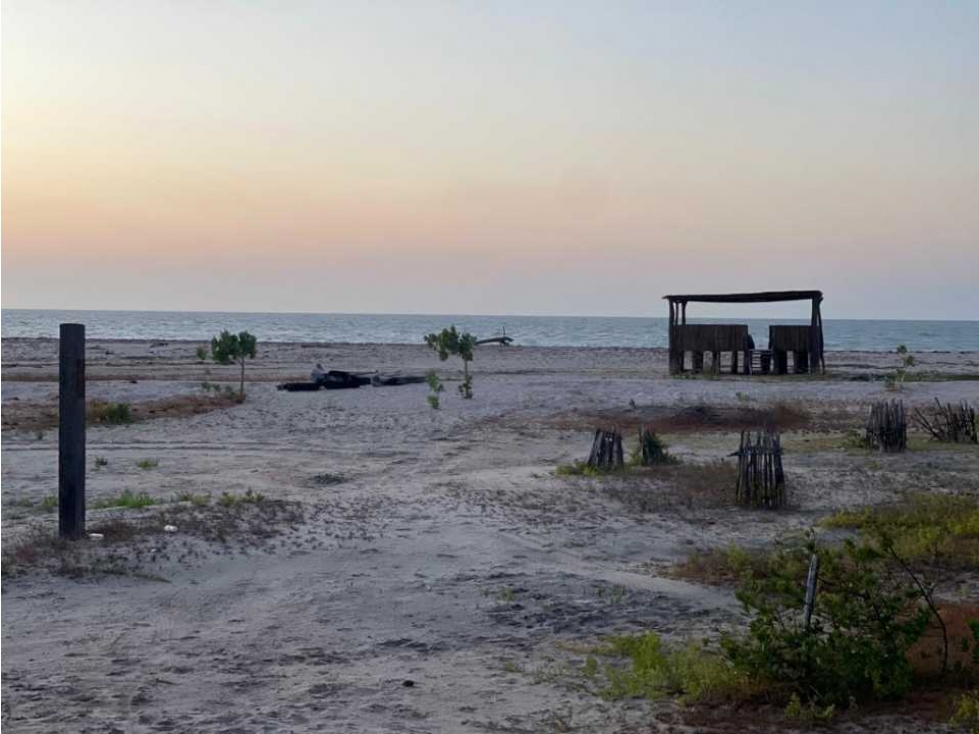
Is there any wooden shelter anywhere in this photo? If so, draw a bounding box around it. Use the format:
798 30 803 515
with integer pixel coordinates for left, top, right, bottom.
665 290 825 376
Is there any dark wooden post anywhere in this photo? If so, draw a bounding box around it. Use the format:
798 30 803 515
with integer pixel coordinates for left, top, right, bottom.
809 297 825 374
59 323 86 538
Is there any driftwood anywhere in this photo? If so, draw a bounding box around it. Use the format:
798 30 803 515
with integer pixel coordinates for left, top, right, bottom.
866 400 907 452
912 399 977 444
474 336 513 346
735 430 785 509
588 429 624 471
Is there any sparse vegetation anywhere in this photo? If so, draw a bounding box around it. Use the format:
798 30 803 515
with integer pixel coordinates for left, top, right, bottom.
822 493 979 568
588 632 749 704
136 458 160 470
953 690 979 733
425 370 444 410
885 344 917 390
218 489 265 507
93 456 109 469
555 460 616 477
424 326 476 399
631 427 678 466
89 401 133 425
209 330 257 399
669 544 769 586
175 491 210 507
91 490 157 510
195 345 208 362
39 495 58 513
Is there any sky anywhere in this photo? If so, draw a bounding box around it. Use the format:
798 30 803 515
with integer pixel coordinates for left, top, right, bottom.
2 1 977 319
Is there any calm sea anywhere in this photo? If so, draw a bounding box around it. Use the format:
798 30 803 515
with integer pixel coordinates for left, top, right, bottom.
2 309 978 352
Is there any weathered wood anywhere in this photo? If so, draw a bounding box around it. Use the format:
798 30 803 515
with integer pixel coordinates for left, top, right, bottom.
674 324 748 353
588 428 624 471
664 290 823 304
912 399 977 444
665 292 825 376
735 429 785 509
769 325 813 352
803 554 820 630
866 400 907 453
59 323 86 539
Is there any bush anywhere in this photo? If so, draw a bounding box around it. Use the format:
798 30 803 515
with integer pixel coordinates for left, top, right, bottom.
631 428 678 466
721 533 932 707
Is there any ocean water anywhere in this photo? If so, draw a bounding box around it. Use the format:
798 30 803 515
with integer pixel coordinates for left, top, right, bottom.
2 309 978 352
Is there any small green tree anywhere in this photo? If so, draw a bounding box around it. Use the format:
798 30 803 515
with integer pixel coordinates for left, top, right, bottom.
895 344 915 386
210 330 257 399
424 326 476 399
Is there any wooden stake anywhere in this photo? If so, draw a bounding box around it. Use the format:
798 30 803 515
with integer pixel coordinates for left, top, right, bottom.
59 323 86 539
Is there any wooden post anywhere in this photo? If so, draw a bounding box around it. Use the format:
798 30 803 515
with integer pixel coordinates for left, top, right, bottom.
59 323 86 539
803 553 819 630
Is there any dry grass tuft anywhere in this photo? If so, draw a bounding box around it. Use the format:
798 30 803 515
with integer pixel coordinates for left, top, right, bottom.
547 402 813 435
3 392 241 433
586 461 739 512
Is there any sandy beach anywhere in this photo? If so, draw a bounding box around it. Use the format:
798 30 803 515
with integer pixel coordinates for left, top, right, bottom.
2 339 978 733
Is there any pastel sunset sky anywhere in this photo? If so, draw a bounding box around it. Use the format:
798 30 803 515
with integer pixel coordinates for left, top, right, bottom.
2 1 977 318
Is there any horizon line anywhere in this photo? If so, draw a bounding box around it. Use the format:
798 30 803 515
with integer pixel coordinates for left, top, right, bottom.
2 306 978 324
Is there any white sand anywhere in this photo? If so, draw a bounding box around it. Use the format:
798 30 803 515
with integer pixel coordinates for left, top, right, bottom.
2 339 978 732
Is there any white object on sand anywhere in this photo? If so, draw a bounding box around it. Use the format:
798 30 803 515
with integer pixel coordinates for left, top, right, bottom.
88 533 104 541
163 525 178 533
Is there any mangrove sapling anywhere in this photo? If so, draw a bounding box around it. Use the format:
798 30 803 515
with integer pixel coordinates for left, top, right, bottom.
425 370 444 410
424 326 476 399
209 330 257 399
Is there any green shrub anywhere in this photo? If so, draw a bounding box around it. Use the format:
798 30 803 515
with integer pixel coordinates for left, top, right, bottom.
594 632 748 704
722 534 932 707
631 429 678 466
93 456 109 470
136 458 159 470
